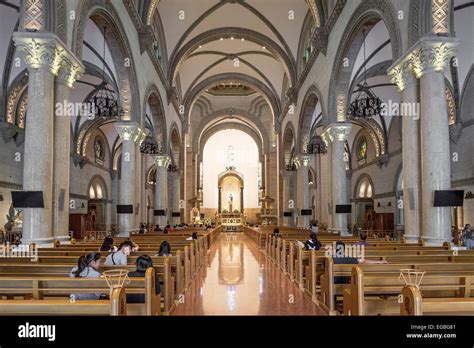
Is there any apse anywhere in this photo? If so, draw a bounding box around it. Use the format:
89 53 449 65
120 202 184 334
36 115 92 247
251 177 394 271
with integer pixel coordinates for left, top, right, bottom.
202 129 259 209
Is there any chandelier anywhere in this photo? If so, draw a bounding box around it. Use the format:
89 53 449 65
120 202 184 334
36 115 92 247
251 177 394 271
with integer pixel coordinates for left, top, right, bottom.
89 26 124 120
306 135 327 154
349 29 383 120
140 136 162 155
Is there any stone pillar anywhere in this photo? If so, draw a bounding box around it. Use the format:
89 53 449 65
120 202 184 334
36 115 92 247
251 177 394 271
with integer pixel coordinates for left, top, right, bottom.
322 123 352 235
116 122 145 236
52 56 84 242
297 155 311 227
389 37 458 244
388 60 422 242
414 38 458 245
240 186 244 212
218 187 222 213
13 32 66 245
154 155 170 227
171 171 181 224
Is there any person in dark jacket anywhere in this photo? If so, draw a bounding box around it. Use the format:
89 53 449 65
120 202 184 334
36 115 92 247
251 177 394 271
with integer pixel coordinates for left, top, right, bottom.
127 255 161 304
304 233 322 250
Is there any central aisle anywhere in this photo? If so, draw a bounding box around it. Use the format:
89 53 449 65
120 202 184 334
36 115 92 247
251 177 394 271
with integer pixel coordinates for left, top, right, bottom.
173 233 325 315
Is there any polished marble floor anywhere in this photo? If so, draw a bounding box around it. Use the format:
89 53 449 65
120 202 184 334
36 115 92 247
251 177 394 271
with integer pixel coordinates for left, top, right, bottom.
173 233 325 315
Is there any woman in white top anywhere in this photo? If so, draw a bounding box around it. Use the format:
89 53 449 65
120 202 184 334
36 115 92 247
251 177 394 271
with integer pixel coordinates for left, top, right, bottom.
104 241 132 266
69 252 102 300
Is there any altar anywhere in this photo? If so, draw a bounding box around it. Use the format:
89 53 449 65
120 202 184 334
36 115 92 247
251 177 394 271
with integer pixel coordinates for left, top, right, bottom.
216 167 246 232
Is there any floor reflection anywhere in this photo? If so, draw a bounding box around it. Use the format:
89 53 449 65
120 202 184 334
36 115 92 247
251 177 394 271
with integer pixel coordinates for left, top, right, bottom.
173 233 325 316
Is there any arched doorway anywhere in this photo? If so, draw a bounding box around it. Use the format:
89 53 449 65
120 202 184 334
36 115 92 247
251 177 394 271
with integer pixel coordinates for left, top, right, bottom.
218 171 244 214
354 176 374 227
87 176 108 234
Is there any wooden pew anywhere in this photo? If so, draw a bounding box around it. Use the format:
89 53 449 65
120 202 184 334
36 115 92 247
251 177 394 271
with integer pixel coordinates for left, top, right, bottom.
0 264 168 315
321 259 474 315
343 266 474 315
401 285 474 315
0 287 126 316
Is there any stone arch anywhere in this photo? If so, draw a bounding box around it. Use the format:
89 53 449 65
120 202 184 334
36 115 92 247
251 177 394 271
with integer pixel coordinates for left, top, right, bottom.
327 0 402 125
193 110 269 158
353 173 375 200
169 123 182 169
282 122 296 167
72 0 141 123
87 174 109 200
143 83 167 152
460 65 474 124
185 73 281 132
297 84 326 154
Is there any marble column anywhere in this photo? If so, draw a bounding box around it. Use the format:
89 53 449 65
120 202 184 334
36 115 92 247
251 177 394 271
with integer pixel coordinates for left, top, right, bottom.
171 171 181 224
116 122 146 236
322 123 352 235
154 155 170 227
388 60 422 242
281 170 295 226
52 55 84 242
13 32 64 245
297 155 311 228
413 38 458 245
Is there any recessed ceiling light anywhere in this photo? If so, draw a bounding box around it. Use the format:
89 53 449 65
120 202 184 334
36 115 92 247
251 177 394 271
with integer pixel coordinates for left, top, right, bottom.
231 37 234 40
198 45 202 48
241 38 245 41
220 38 224 41
262 46 266 50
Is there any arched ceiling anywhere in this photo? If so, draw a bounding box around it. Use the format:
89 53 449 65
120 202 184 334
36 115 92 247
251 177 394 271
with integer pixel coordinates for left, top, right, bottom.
153 0 312 125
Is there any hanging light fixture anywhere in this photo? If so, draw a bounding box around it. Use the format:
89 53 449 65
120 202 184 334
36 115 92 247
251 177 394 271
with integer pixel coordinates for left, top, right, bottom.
140 136 160 155
89 26 124 120
348 29 383 120
306 135 327 155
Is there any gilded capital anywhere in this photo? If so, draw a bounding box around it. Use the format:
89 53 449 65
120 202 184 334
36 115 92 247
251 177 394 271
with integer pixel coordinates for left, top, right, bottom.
321 123 352 143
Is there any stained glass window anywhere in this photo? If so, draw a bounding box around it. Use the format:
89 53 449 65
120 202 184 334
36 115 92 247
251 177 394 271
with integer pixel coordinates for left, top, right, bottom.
357 137 368 160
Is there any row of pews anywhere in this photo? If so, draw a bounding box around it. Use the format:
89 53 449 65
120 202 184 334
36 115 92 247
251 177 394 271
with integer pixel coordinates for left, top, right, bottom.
0 227 221 316
246 226 474 316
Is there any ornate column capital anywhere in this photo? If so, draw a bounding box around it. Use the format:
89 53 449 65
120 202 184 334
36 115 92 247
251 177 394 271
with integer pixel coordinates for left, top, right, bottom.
153 155 171 168
409 37 458 78
388 36 459 83
387 60 416 92
13 32 84 79
57 56 85 88
321 123 352 144
115 122 146 145
297 155 311 167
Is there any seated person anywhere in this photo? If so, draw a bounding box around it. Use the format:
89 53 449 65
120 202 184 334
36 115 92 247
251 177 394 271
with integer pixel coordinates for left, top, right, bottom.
156 241 171 256
272 227 281 238
355 232 369 246
126 238 140 252
139 224 147 234
311 222 319 234
304 233 322 250
153 224 162 232
127 255 161 303
69 252 102 300
99 237 117 253
328 241 386 284
104 241 132 266
187 232 198 241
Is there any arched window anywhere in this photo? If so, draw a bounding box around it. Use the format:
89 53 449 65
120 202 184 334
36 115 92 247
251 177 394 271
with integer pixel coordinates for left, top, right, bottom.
88 177 106 200
357 177 373 199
